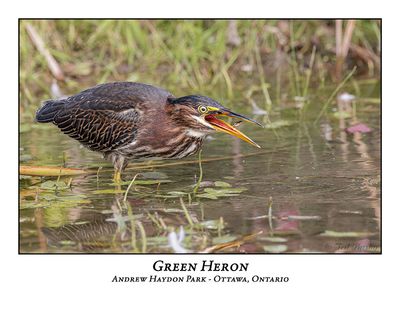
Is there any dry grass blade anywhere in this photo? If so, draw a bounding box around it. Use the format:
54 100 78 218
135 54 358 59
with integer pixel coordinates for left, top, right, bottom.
20 165 87 176
335 20 356 79
123 173 140 202
25 23 65 81
342 20 356 58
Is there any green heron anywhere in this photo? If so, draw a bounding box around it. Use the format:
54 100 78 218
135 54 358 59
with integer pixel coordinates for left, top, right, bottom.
36 82 262 182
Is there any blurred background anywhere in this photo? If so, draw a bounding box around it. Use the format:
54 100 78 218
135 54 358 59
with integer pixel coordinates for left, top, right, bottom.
20 20 380 120
19 20 381 253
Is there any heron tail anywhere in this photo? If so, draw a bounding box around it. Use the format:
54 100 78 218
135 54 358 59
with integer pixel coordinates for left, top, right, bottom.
35 100 65 123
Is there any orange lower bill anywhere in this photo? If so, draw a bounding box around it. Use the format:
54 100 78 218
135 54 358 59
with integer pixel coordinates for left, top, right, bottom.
205 114 261 148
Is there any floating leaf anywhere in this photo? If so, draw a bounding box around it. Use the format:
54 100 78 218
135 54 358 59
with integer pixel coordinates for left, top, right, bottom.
109 179 171 186
153 194 183 199
40 180 70 190
198 220 224 230
196 187 247 199
20 154 32 162
195 193 219 200
20 194 91 209
204 187 247 194
20 165 87 176
260 236 288 243
19 175 33 180
319 230 376 238
263 244 288 253
214 181 232 188
141 171 169 179
93 189 126 194
212 235 237 244
190 181 215 188
287 215 321 220
163 208 185 213
167 191 187 196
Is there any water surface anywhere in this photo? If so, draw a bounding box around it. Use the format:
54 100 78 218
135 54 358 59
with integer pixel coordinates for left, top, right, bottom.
19 83 381 253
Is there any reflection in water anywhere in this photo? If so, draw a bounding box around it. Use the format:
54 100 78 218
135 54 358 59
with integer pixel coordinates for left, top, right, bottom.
40 196 201 252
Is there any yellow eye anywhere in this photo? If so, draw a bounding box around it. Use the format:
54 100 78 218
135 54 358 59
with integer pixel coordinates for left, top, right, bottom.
198 106 208 114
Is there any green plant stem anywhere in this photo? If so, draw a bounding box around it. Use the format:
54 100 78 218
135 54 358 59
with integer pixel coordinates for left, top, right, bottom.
314 66 357 124
124 173 140 202
193 150 203 194
180 197 194 227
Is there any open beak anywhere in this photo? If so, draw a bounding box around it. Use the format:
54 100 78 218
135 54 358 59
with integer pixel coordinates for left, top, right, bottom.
205 109 262 148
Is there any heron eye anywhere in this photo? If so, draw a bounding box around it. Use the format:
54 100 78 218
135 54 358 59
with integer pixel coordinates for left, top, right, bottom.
198 106 208 114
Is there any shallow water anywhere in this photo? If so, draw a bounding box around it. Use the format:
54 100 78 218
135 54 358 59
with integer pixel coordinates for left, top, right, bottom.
19 82 381 253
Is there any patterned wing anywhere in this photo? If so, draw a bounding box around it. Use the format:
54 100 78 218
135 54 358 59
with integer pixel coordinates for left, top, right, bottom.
54 106 139 152
38 82 174 152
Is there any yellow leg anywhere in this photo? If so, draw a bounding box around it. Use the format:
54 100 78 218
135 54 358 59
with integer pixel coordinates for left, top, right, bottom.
113 170 122 183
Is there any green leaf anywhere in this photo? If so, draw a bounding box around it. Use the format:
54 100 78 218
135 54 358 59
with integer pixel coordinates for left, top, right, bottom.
141 171 169 179
212 235 237 244
214 181 232 188
260 236 288 243
319 230 376 238
195 193 219 200
109 179 172 186
20 194 91 209
263 244 288 253
40 180 70 190
198 220 224 230
93 189 126 194
204 187 247 194
287 215 321 220
167 191 187 196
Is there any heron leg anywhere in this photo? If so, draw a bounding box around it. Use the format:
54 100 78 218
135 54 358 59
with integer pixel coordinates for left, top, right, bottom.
108 153 128 183
113 170 122 183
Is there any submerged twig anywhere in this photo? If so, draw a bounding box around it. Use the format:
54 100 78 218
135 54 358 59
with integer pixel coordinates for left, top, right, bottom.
201 231 263 253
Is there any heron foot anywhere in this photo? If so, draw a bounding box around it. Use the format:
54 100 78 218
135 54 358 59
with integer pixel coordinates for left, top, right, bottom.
113 171 122 183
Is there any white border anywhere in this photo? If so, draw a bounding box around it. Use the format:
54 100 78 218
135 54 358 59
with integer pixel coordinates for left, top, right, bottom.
3 0 398 307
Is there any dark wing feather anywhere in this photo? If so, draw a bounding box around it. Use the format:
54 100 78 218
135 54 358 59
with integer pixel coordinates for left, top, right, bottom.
48 82 173 152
